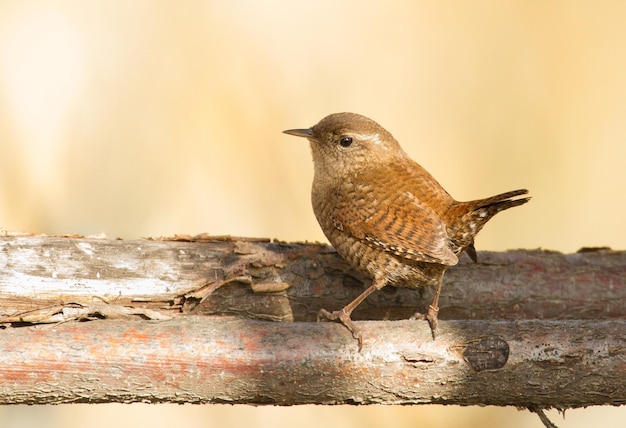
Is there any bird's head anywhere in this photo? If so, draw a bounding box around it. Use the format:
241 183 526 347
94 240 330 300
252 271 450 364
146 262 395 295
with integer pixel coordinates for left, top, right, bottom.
284 112 406 177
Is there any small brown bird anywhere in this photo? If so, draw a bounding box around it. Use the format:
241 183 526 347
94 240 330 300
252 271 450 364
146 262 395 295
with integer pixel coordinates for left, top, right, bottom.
284 112 529 349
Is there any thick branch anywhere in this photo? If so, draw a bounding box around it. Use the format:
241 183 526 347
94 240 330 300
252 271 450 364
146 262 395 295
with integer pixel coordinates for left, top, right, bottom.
0 236 623 321
0 317 624 406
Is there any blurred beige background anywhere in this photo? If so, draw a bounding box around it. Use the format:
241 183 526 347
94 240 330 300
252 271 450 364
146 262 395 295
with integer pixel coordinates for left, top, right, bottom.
0 1 624 427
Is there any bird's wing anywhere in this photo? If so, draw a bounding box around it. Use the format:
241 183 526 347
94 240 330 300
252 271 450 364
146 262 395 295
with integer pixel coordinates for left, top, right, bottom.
332 186 458 266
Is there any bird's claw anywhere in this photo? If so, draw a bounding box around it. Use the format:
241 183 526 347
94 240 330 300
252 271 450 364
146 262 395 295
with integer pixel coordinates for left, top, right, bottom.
411 304 439 339
318 308 363 351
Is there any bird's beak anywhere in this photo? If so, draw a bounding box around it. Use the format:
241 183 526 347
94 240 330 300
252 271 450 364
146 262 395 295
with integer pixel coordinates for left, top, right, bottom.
283 128 314 139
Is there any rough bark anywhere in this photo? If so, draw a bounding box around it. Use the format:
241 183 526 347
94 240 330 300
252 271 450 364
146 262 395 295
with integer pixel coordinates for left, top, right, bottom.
1 236 623 321
0 317 624 406
0 235 624 407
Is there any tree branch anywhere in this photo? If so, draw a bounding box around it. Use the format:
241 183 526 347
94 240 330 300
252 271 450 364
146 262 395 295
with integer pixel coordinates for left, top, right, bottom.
0 235 624 407
1 317 624 406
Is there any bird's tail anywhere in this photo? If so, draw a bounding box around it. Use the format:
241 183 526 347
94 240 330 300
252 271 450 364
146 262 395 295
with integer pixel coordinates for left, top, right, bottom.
450 189 530 261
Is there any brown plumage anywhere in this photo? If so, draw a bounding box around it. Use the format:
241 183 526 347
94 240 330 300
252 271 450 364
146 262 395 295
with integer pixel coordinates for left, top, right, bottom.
284 112 530 349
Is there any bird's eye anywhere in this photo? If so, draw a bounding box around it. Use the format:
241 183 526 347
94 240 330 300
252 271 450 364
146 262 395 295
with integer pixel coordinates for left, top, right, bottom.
339 136 353 147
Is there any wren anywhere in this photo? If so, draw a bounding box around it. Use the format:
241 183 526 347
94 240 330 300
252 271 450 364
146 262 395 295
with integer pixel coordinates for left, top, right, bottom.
284 112 530 350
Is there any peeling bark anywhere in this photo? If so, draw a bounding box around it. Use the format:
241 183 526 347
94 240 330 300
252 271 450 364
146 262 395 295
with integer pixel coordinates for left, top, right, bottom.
1 236 623 321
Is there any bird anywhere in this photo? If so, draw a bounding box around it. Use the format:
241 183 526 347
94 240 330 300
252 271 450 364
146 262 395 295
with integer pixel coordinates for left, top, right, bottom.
283 112 530 350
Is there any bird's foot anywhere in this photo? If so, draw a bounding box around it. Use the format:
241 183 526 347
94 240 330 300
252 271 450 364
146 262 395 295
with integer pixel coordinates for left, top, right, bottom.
318 308 363 351
410 304 439 339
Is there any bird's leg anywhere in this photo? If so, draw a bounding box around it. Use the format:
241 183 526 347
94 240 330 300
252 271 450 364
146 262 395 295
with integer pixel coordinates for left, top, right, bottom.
411 270 445 339
318 276 387 351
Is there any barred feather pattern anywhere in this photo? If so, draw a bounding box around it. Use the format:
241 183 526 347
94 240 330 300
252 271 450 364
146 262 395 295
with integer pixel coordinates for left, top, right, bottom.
312 162 529 289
